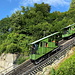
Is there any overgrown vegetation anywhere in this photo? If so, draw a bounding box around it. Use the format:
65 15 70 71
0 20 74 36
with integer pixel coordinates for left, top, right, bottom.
50 50 75 75
0 0 75 63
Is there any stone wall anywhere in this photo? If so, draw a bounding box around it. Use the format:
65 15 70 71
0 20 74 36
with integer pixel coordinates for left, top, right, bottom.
0 53 17 74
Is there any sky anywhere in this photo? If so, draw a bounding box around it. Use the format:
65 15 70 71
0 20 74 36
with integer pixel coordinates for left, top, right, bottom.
0 0 71 20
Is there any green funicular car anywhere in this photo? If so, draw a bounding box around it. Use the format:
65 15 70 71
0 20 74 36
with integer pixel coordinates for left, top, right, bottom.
62 23 75 38
29 32 62 63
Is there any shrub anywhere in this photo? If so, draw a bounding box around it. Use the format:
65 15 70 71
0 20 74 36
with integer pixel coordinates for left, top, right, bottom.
0 43 7 54
6 43 22 53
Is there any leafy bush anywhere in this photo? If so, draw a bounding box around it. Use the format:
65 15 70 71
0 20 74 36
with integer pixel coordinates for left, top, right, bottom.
0 43 6 54
15 55 29 64
16 57 26 64
6 43 22 53
51 51 75 75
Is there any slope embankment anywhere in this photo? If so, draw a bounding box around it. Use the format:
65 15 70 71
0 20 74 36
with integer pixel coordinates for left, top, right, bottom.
0 53 18 74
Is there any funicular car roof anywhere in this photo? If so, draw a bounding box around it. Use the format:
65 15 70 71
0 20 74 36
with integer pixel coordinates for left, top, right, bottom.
29 32 59 45
62 23 75 29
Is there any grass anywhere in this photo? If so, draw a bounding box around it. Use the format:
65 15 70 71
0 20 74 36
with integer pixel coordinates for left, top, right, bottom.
50 47 75 75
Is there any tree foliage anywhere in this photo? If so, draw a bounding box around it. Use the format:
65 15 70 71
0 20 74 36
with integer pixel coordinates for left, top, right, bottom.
0 1 74 56
70 0 75 10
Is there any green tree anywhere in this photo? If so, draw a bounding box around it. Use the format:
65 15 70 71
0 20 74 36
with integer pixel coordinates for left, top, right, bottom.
70 0 75 10
34 2 51 16
6 43 22 53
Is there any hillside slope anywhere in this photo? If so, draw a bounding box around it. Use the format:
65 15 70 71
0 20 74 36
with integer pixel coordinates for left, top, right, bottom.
0 0 75 64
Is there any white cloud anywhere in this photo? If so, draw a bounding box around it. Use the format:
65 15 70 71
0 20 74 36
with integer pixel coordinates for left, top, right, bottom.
10 0 71 14
20 0 71 7
11 8 20 14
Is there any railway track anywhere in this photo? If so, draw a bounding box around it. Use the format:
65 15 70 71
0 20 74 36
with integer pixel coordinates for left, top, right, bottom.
1 37 75 75
3 60 34 75
23 38 75 75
